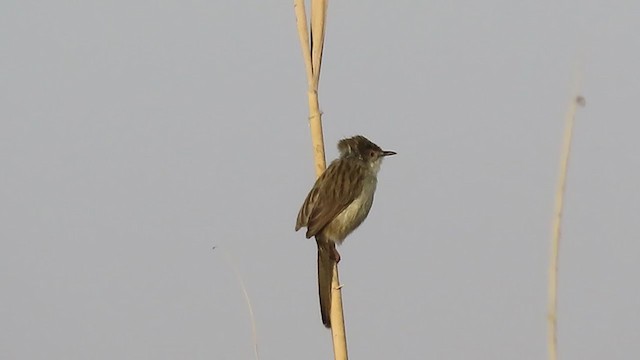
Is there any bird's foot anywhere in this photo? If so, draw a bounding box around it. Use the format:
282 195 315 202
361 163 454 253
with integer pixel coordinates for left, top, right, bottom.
331 247 341 263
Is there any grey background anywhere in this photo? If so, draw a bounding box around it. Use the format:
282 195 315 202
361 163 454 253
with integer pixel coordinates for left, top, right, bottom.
2 1 639 359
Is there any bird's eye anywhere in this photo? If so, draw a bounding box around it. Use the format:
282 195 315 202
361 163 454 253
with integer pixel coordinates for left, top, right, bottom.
369 150 376 158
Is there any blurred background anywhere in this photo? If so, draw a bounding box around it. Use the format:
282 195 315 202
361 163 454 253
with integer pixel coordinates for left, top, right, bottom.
1 1 639 359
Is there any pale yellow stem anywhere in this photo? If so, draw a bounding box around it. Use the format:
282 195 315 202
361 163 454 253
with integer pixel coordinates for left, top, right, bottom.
294 1 348 359
548 78 584 360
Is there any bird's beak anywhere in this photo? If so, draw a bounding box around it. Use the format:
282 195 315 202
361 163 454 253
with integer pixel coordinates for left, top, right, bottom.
382 150 397 157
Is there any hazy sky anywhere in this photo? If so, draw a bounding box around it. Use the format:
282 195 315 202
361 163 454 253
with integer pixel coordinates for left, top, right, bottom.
2 1 639 359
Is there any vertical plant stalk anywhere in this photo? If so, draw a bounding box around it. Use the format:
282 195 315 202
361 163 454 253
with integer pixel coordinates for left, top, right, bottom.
222 248 260 360
548 88 585 360
294 0 326 174
294 1 349 359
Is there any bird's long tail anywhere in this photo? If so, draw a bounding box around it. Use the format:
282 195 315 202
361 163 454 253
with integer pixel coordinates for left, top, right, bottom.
316 236 335 328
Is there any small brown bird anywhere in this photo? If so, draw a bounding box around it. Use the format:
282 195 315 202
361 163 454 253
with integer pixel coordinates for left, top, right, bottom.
295 135 396 328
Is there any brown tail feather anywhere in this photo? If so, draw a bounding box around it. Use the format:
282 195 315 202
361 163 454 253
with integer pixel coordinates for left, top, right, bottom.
316 237 335 328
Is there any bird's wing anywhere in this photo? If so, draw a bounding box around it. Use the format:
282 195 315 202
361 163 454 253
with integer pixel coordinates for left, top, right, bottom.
295 159 364 238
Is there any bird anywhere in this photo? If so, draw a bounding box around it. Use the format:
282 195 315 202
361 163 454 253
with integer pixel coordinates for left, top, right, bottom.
296 135 396 328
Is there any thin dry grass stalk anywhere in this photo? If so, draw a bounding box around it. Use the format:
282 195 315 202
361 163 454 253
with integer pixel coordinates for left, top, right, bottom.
294 1 349 359
548 80 585 360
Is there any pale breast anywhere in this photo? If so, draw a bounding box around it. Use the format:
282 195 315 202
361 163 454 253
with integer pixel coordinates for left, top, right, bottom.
323 177 377 244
